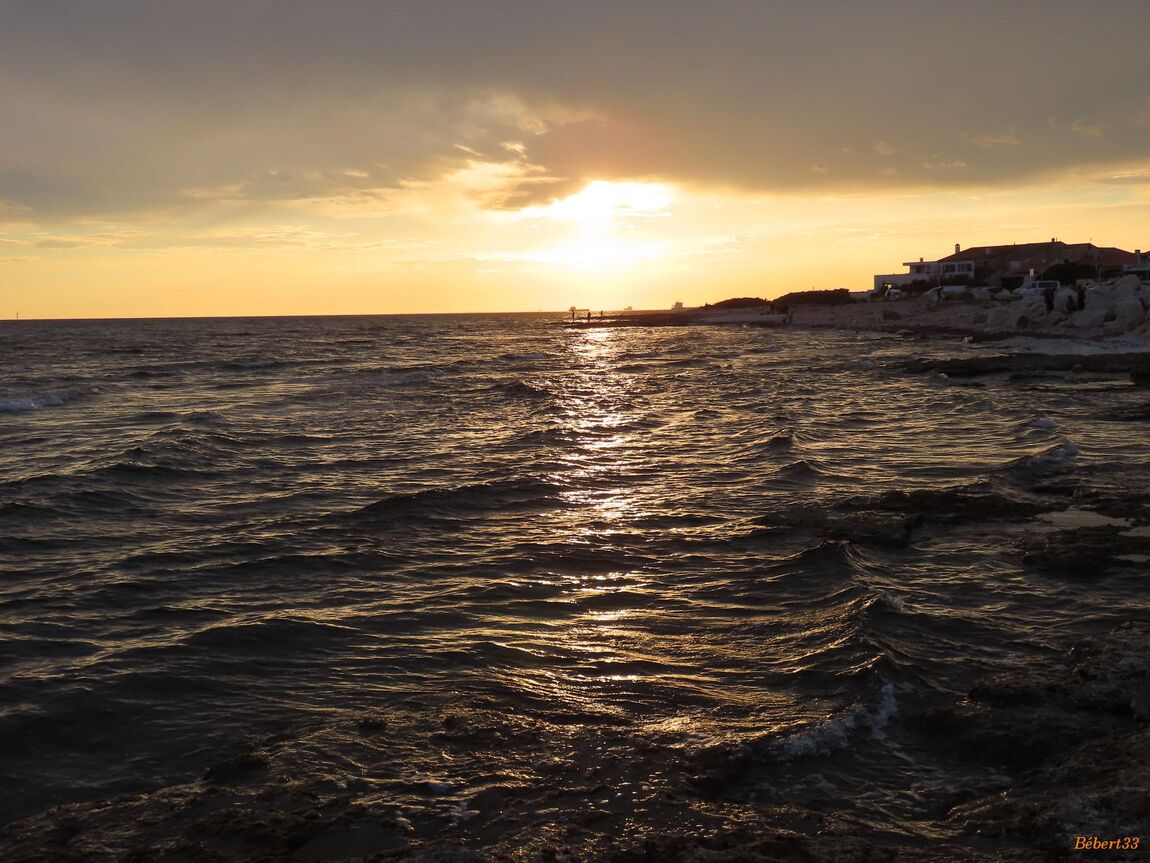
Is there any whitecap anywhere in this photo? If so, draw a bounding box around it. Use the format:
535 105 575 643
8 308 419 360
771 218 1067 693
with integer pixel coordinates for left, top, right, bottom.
1023 442 1078 468
772 683 898 761
0 393 68 412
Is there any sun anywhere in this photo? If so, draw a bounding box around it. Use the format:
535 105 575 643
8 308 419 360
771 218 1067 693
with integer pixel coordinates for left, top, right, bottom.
506 180 676 271
519 180 674 227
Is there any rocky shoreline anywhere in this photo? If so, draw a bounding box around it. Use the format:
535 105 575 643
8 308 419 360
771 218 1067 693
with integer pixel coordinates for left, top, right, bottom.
901 351 1150 380
567 276 1150 345
784 275 1150 342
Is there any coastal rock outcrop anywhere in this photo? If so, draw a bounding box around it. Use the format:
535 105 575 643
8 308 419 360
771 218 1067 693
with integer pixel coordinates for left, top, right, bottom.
915 623 1150 858
1069 307 1108 329
1020 525 1150 578
1111 296 1147 331
1131 360 1150 386
986 307 1029 331
902 351 1150 377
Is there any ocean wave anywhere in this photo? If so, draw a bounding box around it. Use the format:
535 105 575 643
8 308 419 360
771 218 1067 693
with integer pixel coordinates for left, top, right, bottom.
182 617 362 653
764 428 794 449
772 459 824 480
0 501 67 523
518 426 577 446
183 410 229 425
498 380 551 400
91 461 218 481
346 366 448 387
771 683 898 760
349 477 563 523
496 351 550 363
0 393 71 412
103 429 245 474
1000 442 1079 472
218 357 287 372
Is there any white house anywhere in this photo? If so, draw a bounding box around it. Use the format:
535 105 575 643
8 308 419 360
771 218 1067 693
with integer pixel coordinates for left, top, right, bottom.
873 244 977 292
873 257 976 292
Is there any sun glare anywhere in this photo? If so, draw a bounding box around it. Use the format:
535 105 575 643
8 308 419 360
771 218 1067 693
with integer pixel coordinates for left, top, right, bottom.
505 180 675 272
519 180 674 226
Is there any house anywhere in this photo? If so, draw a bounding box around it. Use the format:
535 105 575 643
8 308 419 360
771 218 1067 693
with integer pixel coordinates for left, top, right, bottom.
873 245 975 292
1124 249 1150 280
874 240 1138 293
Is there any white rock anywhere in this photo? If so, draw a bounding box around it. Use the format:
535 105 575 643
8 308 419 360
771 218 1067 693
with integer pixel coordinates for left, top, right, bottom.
987 307 1013 329
1069 308 1108 329
1020 297 1047 317
1113 296 1147 330
1091 282 1118 306
1115 274 1142 298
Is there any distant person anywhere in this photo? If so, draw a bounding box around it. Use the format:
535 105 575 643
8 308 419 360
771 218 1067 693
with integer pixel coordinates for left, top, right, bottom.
1077 285 1086 311
586 310 591 323
1043 285 1055 313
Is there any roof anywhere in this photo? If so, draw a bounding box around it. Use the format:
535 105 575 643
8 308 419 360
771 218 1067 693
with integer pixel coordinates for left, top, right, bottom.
938 241 1136 268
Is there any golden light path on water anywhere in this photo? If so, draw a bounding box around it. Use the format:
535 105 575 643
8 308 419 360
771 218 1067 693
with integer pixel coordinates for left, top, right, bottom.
498 326 801 734
544 328 650 698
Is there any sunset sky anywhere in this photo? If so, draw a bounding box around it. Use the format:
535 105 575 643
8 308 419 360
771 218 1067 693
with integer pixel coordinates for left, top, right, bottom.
3 0 1150 318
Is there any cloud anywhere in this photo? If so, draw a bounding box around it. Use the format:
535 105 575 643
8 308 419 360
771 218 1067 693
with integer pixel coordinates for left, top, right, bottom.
965 132 1021 149
1095 170 1150 186
2 0 1150 224
1070 120 1103 139
922 158 968 170
1048 116 1104 139
30 229 142 249
0 198 32 223
33 238 90 249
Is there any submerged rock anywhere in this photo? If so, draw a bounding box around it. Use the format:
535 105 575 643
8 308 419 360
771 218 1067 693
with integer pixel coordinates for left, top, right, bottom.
906 623 1150 856
903 352 1150 377
1131 359 1150 386
763 482 1051 546
1020 525 1150 578
860 483 1051 522
764 503 921 546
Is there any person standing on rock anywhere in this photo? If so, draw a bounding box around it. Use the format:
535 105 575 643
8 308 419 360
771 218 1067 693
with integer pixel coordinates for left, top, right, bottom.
1077 285 1086 311
1043 284 1055 313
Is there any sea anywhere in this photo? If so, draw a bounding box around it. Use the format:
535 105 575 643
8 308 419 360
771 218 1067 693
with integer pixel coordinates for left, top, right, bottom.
1 313 1148 861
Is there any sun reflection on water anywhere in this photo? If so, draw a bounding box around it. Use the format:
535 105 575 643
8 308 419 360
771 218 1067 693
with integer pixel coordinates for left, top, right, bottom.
531 327 663 699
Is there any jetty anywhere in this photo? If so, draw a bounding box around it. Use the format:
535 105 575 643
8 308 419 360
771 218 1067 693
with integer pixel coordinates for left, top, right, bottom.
561 297 789 329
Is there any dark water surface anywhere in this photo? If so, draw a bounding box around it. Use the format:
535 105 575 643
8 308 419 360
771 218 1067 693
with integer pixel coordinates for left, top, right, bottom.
2 315 1148 859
